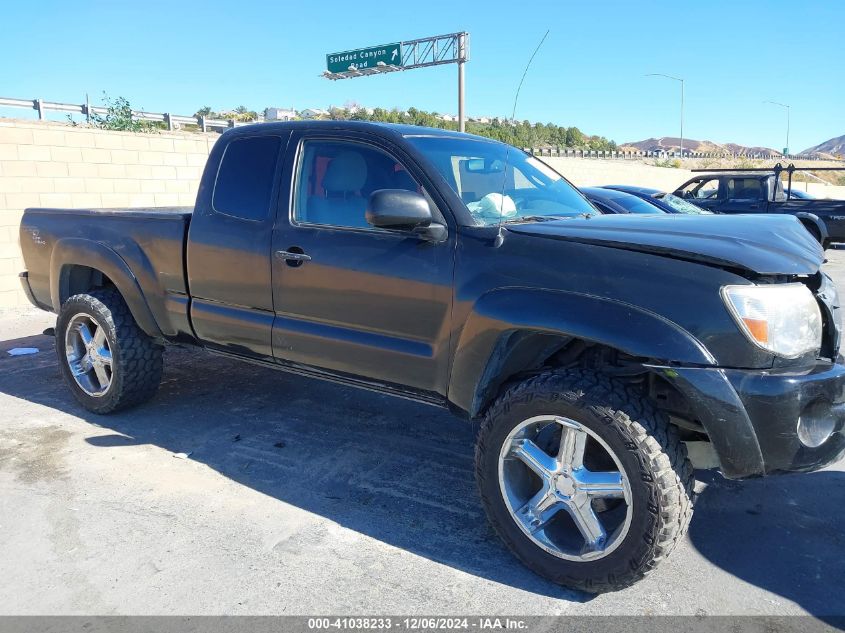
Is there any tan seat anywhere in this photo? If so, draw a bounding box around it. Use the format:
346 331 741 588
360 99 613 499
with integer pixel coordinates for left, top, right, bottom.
307 151 369 227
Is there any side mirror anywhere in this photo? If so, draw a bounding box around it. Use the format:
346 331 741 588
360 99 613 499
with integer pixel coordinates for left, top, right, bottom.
366 189 432 229
366 189 447 242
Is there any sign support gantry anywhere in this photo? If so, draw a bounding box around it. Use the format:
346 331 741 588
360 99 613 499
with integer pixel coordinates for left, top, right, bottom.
323 32 470 132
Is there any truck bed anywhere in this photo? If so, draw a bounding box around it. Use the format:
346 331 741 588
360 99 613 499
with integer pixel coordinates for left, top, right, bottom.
20 206 193 338
777 198 845 241
777 198 845 213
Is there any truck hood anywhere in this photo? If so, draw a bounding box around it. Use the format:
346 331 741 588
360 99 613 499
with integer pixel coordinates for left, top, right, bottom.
506 213 824 275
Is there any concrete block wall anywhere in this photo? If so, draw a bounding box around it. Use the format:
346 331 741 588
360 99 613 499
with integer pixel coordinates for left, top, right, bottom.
0 119 218 307
543 157 694 190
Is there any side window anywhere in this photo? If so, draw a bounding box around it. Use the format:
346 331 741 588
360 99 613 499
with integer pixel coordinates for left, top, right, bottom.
680 177 721 200
727 178 763 201
294 140 422 229
212 136 281 221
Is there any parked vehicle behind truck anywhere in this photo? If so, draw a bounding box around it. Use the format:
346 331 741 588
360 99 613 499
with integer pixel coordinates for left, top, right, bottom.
19 121 845 593
579 187 666 214
674 165 845 245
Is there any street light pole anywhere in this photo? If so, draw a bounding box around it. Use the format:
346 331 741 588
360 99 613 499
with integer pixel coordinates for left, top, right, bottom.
457 32 467 133
646 73 684 158
458 59 465 133
764 100 790 155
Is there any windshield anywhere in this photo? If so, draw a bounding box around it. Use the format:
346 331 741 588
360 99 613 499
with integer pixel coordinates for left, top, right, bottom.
406 136 599 225
656 193 713 214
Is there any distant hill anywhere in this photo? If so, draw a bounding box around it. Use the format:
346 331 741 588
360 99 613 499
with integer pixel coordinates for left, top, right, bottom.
620 136 779 155
801 134 845 159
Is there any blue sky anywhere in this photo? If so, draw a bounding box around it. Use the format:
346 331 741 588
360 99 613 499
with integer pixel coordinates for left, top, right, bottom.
1 0 842 151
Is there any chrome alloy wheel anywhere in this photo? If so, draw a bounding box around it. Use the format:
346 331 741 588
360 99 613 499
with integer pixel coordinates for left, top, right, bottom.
498 415 633 561
64 313 113 397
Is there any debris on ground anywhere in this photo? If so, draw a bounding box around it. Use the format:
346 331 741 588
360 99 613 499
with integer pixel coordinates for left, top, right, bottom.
6 348 39 356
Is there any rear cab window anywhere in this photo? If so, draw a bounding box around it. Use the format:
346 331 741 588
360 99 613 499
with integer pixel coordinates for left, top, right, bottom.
212 136 282 221
726 178 764 201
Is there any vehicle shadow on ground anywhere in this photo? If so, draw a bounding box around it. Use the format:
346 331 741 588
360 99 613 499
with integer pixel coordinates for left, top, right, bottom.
688 470 845 617
6 332 844 609
0 332 586 602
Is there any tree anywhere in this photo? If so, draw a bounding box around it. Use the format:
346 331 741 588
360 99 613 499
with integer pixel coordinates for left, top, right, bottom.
189 101 618 150
565 127 585 147
90 93 160 133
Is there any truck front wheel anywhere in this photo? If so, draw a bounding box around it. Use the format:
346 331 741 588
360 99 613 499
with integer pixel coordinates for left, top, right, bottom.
56 289 164 414
475 369 693 593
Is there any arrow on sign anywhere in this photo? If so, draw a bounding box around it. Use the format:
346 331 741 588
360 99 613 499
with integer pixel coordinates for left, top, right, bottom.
391 48 399 62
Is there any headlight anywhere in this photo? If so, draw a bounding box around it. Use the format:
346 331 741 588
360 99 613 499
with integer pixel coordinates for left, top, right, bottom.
721 283 822 358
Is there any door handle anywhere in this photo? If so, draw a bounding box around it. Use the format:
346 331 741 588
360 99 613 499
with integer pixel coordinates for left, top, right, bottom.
275 249 312 266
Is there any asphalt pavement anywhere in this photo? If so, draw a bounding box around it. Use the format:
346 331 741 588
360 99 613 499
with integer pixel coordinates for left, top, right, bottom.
1 252 844 616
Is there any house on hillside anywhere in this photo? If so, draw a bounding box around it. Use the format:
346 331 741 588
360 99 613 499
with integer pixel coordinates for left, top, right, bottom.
300 108 329 119
265 107 297 121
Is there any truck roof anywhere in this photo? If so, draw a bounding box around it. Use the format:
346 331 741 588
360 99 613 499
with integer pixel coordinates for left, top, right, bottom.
227 120 496 143
694 172 776 179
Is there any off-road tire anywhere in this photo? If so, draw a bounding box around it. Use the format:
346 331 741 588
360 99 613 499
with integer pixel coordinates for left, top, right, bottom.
56 289 164 414
475 369 694 593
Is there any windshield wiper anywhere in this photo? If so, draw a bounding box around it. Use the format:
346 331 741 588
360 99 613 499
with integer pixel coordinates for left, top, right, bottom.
503 215 556 224
504 214 591 224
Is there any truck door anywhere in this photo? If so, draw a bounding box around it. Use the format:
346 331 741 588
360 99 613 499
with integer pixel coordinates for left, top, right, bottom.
187 131 290 359
270 132 455 398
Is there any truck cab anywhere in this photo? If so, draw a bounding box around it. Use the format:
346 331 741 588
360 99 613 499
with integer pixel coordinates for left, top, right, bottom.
675 173 781 213
185 125 457 398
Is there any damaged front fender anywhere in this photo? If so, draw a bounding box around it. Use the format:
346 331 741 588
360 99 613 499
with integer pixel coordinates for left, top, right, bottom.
449 287 716 418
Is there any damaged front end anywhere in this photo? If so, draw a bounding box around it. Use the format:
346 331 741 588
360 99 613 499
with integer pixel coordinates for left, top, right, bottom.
505 212 845 478
654 269 845 479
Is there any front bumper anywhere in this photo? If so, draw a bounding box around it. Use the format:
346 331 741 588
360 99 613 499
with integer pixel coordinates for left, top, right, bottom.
664 361 845 479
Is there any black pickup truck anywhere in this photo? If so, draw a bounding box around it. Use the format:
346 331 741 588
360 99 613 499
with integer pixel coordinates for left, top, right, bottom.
18 121 845 593
674 167 845 245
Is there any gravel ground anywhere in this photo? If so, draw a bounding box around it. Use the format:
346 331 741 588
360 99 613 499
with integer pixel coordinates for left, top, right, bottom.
1 252 844 617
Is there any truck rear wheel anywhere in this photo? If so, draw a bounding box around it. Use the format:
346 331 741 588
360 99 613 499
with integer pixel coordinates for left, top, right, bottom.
475 369 693 593
56 289 163 414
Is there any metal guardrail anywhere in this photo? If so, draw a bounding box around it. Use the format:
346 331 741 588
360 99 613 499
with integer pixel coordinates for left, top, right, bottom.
1 95 841 162
0 96 249 132
526 146 836 162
